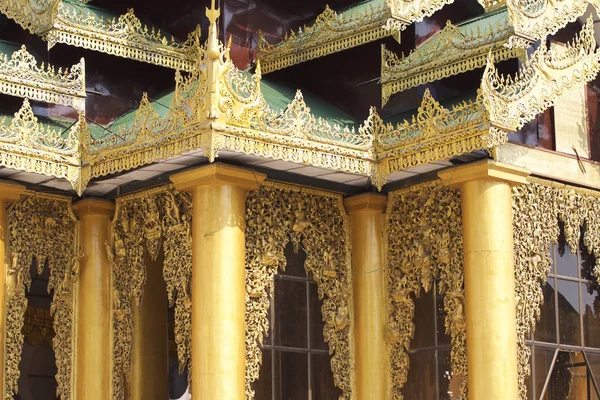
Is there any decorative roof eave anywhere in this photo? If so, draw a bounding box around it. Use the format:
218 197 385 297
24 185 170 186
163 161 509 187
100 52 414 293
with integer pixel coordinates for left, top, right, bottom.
0 98 91 194
506 0 598 48
482 17 600 135
369 89 496 188
47 5 200 71
257 1 395 74
0 1 200 71
8 3 583 196
383 0 506 32
380 15 525 105
0 0 60 35
0 45 86 110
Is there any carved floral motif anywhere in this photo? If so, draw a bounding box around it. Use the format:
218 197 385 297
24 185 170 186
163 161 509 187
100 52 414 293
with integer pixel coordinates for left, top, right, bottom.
5 193 77 400
387 181 467 399
512 178 600 400
245 182 354 399
109 185 192 399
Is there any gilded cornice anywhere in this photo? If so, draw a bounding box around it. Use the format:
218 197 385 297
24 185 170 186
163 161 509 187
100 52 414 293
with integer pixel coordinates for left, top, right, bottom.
0 0 200 71
381 13 524 105
4 3 592 195
257 1 394 74
482 18 600 134
0 0 60 35
384 0 507 32
506 0 599 47
0 45 86 110
0 98 91 194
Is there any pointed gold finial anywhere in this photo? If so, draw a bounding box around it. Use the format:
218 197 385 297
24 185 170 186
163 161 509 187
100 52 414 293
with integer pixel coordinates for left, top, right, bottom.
206 0 220 24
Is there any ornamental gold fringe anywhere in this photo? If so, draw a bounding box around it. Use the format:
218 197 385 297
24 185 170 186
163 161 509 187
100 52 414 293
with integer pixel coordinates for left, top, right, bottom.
507 0 600 47
381 14 523 103
512 178 600 400
387 181 467 399
0 45 85 110
257 1 393 74
5 193 78 400
109 185 192 399
245 182 355 399
0 0 59 35
482 18 600 134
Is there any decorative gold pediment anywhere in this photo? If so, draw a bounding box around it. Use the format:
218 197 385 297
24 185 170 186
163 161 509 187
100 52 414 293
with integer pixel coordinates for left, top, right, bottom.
0 45 86 110
381 12 524 105
482 18 600 134
506 0 599 47
0 0 200 71
0 98 91 193
384 0 506 32
0 0 60 35
257 1 394 74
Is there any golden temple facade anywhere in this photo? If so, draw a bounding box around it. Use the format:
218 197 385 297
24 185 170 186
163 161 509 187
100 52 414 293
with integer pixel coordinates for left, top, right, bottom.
0 0 599 399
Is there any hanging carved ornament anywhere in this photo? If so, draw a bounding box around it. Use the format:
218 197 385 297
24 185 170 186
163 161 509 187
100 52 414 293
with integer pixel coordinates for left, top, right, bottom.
257 2 394 74
245 182 354 399
0 44 85 110
506 0 599 47
482 18 600 135
512 178 600 400
109 185 192 400
5 193 78 400
387 181 467 400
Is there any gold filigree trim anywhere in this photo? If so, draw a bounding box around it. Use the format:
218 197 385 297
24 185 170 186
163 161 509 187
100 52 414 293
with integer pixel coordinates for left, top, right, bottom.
48 5 200 71
245 182 354 399
512 177 600 400
257 1 393 74
507 0 599 47
5 192 77 400
110 184 192 399
381 12 524 104
0 0 60 35
482 18 600 134
0 45 85 110
0 98 91 194
387 180 467 399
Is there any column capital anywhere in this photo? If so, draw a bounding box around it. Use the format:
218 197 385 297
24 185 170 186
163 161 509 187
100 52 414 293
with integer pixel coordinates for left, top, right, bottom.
170 163 266 192
0 181 25 202
438 159 530 188
73 198 115 218
344 193 387 214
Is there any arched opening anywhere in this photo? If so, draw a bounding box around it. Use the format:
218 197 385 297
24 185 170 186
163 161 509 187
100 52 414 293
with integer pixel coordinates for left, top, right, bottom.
17 259 57 400
253 242 342 399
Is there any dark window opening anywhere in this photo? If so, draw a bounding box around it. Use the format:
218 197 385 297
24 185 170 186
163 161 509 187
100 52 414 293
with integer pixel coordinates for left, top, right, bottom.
253 242 341 400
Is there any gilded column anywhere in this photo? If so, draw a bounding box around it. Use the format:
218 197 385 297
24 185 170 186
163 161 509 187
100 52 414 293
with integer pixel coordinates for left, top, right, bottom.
439 160 529 400
73 199 114 400
170 163 265 399
0 182 24 394
344 193 388 400
128 251 168 400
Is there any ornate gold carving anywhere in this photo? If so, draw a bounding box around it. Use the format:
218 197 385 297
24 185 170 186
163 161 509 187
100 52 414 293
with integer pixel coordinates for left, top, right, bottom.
0 98 91 195
381 13 524 103
5 192 77 400
109 185 192 399
48 5 200 71
387 181 467 399
512 178 600 400
506 0 599 46
257 1 393 74
370 89 494 189
482 18 600 134
0 45 85 110
384 0 455 32
245 182 354 399
0 0 60 35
